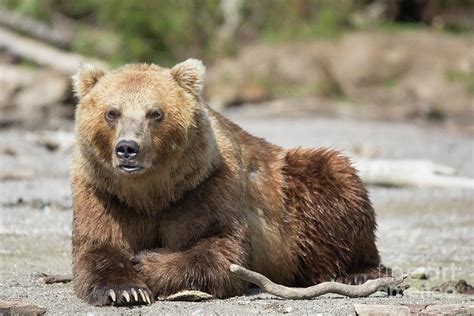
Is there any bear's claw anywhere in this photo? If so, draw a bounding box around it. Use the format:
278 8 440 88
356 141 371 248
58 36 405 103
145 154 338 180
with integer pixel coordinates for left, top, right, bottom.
131 288 138 301
90 285 153 306
122 290 130 303
108 289 116 302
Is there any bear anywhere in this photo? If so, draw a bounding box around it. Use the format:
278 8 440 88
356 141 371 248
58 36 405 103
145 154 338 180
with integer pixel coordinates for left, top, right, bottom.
71 59 389 306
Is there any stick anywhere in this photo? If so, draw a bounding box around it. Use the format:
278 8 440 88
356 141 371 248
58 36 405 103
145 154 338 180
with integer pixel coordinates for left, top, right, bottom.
230 264 406 299
0 169 35 181
41 273 73 284
0 27 107 75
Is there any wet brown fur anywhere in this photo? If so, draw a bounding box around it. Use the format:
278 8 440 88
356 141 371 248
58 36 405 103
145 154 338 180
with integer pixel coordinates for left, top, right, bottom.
71 61 387 306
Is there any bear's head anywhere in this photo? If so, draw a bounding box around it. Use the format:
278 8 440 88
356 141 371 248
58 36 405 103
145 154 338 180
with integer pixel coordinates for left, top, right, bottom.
72 59 208 177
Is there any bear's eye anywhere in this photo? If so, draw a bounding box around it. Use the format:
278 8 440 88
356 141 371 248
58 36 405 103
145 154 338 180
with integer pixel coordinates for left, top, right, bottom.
105 108 120 122
147 109 164 122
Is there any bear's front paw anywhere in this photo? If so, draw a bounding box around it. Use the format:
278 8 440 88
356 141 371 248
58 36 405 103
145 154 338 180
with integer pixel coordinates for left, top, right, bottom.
89 284 153 306
130 251 153 276
131 250 177 296
130 251 148 265
130 249 169 275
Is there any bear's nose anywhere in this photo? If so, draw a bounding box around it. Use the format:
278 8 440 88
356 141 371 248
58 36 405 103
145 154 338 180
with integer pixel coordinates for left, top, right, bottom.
115 140 139 160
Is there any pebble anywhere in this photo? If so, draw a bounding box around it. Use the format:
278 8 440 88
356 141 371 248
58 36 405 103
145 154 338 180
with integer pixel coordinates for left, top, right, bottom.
284 306 294 313
410 267 430 280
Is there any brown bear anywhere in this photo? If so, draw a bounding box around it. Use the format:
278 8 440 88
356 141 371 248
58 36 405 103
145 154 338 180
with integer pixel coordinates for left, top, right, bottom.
71 59 388 306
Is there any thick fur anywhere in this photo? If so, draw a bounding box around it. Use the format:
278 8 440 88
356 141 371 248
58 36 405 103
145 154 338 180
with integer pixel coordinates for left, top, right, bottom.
71 61 387 306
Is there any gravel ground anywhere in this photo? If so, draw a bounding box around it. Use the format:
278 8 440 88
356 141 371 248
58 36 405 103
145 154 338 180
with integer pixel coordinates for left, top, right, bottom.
0 116 473 314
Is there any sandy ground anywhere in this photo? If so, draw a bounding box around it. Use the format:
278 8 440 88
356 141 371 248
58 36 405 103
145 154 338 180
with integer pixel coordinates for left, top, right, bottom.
0 116 473 314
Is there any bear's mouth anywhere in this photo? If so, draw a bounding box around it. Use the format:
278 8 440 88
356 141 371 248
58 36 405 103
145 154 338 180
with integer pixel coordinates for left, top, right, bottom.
119 165 144 173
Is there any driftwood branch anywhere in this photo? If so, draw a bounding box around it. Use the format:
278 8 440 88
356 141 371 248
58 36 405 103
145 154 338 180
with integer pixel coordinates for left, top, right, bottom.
0 8 73 48
354 159 474 189
0 27 107 75
230 264 406 299
0 8 121 57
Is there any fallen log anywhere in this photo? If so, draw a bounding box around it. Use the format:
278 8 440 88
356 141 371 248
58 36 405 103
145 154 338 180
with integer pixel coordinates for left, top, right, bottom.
0 8 121 58
0 8 73 48
0 168 35 181
230 264 407 299
354 159 474 189
18 128 469 190
0 27 107 75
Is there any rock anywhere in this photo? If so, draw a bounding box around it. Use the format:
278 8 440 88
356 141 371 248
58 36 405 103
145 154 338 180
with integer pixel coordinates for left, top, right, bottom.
432 279 474 295
0 63 71 129
354 304 410 316
351 144 380 159
0 146 16 156
0 64 37 110
14 70 69 111
0 299 46 315
31 131 75 153
419 304 474 315
206 31 473 131
0 64 69 112
191 307 205 316
225 84 270 107
409 267 430 280
330 33 410 97
284 306 294 313
205 42 332 108
356 303 474 315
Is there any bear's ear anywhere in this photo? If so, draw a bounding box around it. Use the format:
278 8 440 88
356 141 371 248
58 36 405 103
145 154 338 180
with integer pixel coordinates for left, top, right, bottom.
170 58 206 96
72 64 107 98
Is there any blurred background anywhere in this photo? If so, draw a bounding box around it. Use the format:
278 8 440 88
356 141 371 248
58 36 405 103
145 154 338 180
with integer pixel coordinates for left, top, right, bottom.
0 1 473 313
0 0 472 130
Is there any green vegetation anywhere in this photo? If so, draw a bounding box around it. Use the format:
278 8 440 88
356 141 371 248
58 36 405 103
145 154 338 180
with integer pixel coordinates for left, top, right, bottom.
1 0 224 66
445 69 474 95
241 0 356 42
1 0 473 65
1 0 50 20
